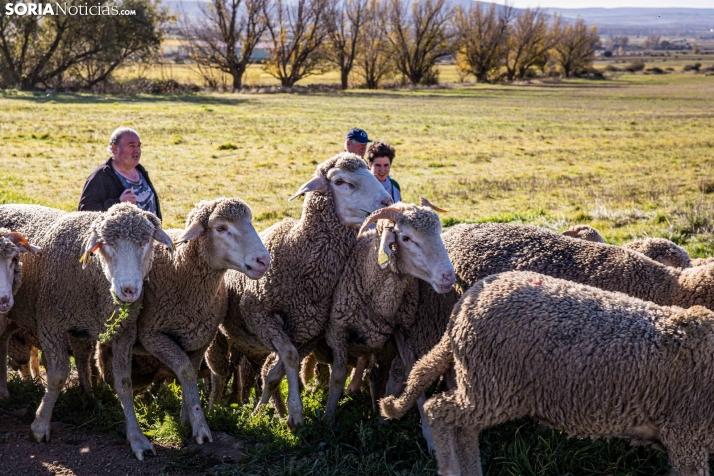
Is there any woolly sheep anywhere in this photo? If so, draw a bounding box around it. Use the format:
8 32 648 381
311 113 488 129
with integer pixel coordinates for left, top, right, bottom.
562 224 692 268
561 224 605 243
117 197 269 448
442 223 714 311
382 271 714 476
207 153 393 429
621 238 692 268
0 203 174 459
693 257 714 267
323 202 454 450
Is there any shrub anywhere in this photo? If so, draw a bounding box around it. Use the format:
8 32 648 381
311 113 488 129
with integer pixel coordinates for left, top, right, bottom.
683 63 702 72
625 60 646 73
645 67 665 74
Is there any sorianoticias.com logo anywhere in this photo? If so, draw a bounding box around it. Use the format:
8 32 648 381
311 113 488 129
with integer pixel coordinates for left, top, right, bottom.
4 2 136 15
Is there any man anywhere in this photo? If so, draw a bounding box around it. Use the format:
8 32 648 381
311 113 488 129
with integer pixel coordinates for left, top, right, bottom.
344 127 372 158
79 127 162 219
366 141 401 203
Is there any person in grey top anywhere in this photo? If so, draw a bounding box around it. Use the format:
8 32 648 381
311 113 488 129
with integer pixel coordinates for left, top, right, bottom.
78 127 161 219
366 141 401 203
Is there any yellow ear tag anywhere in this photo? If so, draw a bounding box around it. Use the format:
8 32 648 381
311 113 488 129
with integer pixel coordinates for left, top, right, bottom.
378 249 389 266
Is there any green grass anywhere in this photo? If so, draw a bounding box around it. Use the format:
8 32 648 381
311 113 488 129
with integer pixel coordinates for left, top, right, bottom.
3 72 714 474
0 375 685 475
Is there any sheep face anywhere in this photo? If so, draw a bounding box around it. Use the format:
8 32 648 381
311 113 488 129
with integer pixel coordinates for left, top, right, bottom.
327 167 392 228
95 239 154 304
82 203 172 304
377 207 456 293
0 239 20 314
204 215 270 279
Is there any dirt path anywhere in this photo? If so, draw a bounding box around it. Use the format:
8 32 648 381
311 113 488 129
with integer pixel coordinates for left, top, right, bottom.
0 411 245 476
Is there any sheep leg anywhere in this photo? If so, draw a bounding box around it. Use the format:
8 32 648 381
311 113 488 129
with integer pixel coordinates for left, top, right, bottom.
300 352 318 386
69 335 94 395
96 342 114 388
141 333 212 444
325 328 348 421
345 355 369 395
424 389 467 476
205 332 230 412
0 323 17 398
239 358 258 405
264 333 303 430
31 330 70 443
256 353 288 417
394 330 435 452
455 425 482 476
29 347 41 381
184 347 209 419
112 328 156 460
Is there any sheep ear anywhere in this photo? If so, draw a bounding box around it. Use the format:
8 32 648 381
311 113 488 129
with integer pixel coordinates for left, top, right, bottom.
175 220 205 245
6 232 40 255
378 227 396 270
153 228 175 258
288 176 328 201
561 230 579 238
80 232 102 269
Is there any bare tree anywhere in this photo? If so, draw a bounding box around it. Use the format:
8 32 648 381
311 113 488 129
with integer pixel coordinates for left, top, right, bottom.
644 34 660 50
355 0 394 88
0 0 168 90
551 17 599 78
453 2 514 83
182 0 269 91
504 8 553 81
325 0 368 89
262 0 332 88
386 0 453 86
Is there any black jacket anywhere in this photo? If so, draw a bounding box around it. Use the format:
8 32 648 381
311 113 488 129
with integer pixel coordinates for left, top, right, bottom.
78 158 162 220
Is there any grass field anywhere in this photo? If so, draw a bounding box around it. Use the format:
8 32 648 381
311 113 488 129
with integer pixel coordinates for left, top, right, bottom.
2 72 714 475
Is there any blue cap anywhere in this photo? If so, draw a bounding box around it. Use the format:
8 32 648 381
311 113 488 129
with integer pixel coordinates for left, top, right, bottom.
346 128 372 144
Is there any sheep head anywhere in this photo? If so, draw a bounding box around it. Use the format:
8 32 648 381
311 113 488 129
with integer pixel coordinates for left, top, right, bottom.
0 229 38 314
289 153 393 228
81 203 171 304
360 202 456 294
177 197 270 279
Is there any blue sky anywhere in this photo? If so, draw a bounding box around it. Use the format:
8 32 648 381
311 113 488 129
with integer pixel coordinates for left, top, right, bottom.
491 0 713 8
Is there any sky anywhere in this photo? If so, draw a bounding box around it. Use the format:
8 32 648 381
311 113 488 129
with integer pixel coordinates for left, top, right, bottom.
490 0 714 9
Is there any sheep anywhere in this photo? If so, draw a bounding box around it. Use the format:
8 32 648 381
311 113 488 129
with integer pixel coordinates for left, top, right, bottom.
0 203 174 459
322 202 454 448
206 153 393 429
0 228 40 397
561 224 605 243
441 223 714 311
381 270 714 476
562 224 693 268
126 197 270 447
621 238 692 268
693 257 714 267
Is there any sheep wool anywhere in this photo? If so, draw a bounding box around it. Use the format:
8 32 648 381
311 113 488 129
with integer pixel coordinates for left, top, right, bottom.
382 271 714 476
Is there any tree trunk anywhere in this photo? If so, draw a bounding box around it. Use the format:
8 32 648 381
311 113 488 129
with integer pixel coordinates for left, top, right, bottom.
231 65 246 91
340 68 349 90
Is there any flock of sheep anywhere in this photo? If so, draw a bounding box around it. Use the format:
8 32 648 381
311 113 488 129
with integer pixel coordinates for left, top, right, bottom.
1 151 714 476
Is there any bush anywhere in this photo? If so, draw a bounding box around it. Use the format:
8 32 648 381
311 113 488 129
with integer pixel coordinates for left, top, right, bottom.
625 60 646 73
645 67 666 74
605 65 621 72
683 63 702 72
603 50 613 58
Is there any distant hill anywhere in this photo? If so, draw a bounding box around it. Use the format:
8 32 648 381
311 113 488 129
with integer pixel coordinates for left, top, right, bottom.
165 0 714 37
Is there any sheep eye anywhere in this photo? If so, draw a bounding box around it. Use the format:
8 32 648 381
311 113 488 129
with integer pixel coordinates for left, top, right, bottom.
216 226 227 233
334 179 345 185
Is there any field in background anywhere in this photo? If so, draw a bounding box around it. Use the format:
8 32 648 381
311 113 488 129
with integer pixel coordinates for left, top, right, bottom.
2 72 714 475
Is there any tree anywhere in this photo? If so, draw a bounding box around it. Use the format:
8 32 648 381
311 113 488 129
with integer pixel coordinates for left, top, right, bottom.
644 34 660 50
182 0 269 91
262 0 332 88
354 0 394 88
551 17 599 78
325 0 368 89
453 2 514 83
504 8 553 81
0 0 169 90
386 0 453 86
